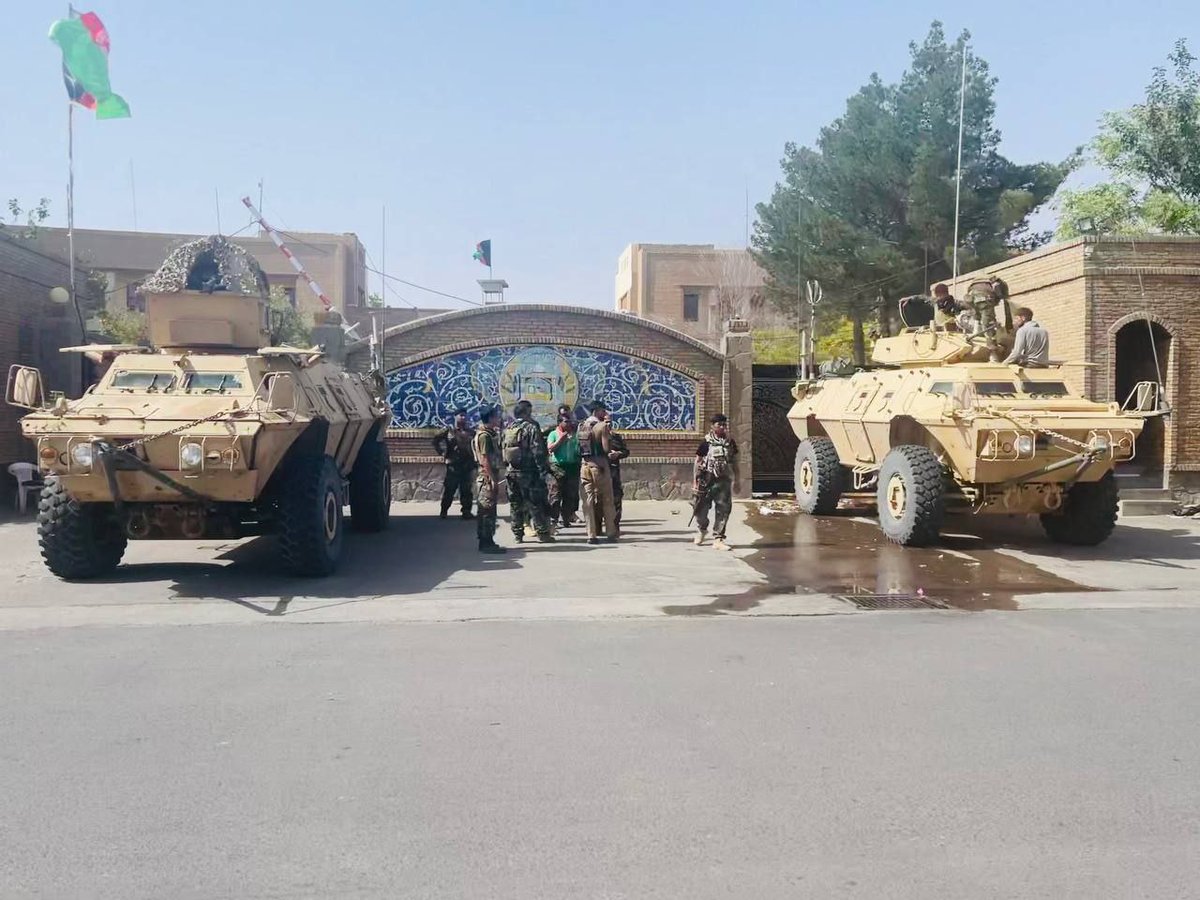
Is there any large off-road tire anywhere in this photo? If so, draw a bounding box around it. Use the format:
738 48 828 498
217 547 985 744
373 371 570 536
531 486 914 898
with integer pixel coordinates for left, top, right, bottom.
876 445 945 547
278 455 344 576
794 437 843 515
36 478 126 579
349 437 391 533
1041 472 1119 546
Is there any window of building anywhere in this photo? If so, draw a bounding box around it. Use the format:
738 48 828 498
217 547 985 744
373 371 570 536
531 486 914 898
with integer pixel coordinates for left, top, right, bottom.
683 292 700 322
357 287 366 308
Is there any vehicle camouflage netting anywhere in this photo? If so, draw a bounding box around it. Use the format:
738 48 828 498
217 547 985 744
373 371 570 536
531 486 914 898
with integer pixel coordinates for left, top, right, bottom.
140 235 270 298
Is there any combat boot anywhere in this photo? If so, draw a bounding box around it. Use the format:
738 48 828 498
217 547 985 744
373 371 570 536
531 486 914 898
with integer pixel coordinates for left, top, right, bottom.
537 532 556 543
461 510 476 520
693 531 707 546
712 538 730 551
479 540 507 554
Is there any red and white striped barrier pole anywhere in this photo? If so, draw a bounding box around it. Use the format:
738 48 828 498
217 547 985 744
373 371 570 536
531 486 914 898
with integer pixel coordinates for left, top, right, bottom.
240 196 333 311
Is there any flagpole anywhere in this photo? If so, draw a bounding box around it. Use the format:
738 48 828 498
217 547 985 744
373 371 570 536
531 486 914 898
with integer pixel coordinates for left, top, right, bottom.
67 99 83 340
951 44 967 290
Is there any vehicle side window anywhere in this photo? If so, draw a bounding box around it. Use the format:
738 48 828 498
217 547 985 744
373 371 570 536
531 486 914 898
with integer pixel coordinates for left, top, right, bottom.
110 371 176 391
928 382 955 396
184 373 244 393
1022 381 1070 397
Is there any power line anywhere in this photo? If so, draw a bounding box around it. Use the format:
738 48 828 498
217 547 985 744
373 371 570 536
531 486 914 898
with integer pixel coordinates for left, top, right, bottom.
363 247 419 310
364 264 482 307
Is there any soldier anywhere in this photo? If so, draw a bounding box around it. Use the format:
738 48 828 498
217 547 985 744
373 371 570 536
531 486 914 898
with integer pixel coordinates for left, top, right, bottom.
692 413 740 551
501 399 555 543
432 407 477 520
472 404 507 554
578 400 619 545
546 411 581 527
608 424 630 528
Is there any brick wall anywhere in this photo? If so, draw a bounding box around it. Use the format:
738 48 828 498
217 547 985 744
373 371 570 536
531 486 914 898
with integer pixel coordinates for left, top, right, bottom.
0 236 86 470
347 303 751 499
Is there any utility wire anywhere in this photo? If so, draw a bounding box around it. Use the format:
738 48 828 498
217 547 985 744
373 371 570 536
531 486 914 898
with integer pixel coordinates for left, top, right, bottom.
363 247 419 310
365 264 482 307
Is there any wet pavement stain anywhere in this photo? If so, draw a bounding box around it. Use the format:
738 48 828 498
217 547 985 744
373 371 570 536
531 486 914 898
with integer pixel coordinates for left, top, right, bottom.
663 507 1094 616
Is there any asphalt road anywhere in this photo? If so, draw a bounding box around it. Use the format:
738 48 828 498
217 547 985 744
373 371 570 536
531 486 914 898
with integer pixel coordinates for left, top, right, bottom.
3 613 1200 899
3 502 1200 898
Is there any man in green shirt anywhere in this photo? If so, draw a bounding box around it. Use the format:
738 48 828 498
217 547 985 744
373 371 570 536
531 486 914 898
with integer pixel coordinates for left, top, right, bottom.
547 412 581 527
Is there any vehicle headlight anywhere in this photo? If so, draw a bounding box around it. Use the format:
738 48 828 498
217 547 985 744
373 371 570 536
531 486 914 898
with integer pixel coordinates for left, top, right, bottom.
1015 435 1034 456
180 442 204 469
70 443 93 470
1090 434 1110 452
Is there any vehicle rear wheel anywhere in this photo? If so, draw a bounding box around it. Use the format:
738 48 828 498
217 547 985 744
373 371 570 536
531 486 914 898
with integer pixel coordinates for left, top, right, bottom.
876 445 945 547
279 455 344 576
37 478 126 579
1041 472 1119 546
349 437 391 533
794 437 843 514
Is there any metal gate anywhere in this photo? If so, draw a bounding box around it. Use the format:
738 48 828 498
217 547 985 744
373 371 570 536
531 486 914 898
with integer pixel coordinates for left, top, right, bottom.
752 364 799 493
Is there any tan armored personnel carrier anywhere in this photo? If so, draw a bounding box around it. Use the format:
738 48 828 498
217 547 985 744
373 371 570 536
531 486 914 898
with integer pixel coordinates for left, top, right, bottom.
788 298 1150 547
6 236 392 578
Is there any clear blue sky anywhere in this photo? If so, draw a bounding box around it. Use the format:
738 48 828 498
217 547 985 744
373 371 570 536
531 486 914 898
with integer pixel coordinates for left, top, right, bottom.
2 0 1193 309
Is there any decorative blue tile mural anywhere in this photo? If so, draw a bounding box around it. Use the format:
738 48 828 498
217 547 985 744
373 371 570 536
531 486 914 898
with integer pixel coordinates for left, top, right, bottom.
387 345 698 431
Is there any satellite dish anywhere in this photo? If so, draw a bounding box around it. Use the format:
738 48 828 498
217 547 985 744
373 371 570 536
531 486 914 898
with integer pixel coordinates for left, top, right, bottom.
48 287 70 305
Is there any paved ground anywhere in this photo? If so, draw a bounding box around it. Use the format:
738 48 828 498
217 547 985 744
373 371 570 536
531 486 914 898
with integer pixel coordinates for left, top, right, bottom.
3 503 1200 898
3 501 1200 628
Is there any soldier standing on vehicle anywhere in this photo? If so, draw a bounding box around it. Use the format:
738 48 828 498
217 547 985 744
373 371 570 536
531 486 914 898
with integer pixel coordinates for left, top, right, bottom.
472 404 507 554
579 400 619 545
547 412 581 527
608 424 630 528
501 400 555 543
432 408 477 520
693 413 739 551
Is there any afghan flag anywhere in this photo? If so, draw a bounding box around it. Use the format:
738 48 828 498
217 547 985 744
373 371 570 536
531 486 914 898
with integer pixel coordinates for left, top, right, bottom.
472 239 491 267
49 10 131 120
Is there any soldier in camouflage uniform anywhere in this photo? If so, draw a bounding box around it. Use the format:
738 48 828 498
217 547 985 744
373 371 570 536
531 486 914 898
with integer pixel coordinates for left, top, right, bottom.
693 413 739 551
432 407 477 519
502 399 555 543
608 425 629 527
472 404 506 554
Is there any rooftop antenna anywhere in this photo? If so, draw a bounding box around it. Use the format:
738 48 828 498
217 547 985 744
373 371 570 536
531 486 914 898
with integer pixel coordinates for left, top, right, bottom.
129 159 138 232
214 188 222 235
951 43 968 293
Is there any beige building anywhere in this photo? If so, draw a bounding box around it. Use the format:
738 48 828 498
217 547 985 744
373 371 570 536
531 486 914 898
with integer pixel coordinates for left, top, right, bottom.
616 243 765 343
28 227 368 322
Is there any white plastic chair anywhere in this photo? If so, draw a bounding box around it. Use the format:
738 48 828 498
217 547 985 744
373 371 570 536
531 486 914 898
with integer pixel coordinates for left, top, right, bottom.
8 462 43 515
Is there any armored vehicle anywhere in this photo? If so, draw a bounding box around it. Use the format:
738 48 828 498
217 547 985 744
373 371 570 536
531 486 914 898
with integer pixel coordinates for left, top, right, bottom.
788 301 1148 547
7 236 392 579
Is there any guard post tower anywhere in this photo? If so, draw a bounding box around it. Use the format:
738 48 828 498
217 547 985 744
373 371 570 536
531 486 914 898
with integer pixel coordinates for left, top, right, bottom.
478 278 508 305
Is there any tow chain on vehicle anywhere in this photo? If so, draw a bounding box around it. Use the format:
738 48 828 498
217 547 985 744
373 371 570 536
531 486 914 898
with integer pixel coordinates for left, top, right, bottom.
114 407 249 453
989 409 1092 452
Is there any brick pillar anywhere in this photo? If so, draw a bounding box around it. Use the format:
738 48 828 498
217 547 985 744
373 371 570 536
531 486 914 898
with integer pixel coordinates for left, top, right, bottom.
722 317 753 499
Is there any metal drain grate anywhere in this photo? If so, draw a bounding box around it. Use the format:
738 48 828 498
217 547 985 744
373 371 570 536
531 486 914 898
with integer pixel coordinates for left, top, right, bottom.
838 593 949 610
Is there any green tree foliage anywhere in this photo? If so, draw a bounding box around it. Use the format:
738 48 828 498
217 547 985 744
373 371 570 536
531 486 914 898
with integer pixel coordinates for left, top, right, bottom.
1056 40 1200 238
367 292 385 309
267 286 313 346
753 318 873 365
97 308 148 344
753 22 1071 363
1 198 51 239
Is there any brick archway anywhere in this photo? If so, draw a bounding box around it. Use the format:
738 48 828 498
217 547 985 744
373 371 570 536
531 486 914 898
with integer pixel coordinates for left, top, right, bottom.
348 304 751 500
1105 311 1177 483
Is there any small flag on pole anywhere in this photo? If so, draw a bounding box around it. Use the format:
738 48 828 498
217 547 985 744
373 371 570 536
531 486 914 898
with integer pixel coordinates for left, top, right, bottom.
49 10 131 119
472 240 492 268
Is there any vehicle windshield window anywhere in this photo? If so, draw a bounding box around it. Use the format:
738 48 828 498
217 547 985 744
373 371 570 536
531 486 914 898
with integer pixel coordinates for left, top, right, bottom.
184 373 244 393
1022 381 1071 397
972 381 1019 397
110 371 176 391
928 381 958 396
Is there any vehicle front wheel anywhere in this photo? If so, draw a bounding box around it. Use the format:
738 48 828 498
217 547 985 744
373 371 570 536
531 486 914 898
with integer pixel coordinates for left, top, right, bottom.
278 455 344 576
876 445 945 547
1041 472 1119 546
37 478 126 579
349 437 391 533
794 436 843 515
